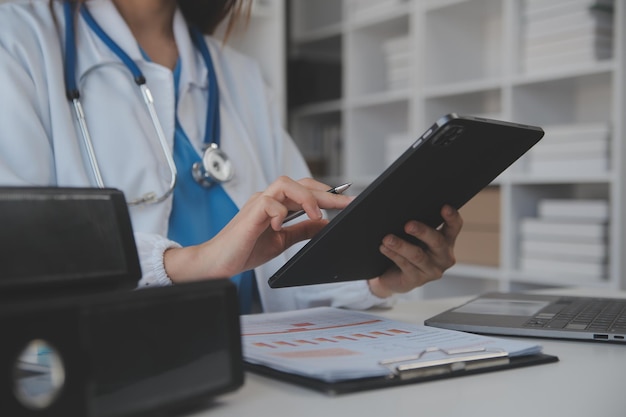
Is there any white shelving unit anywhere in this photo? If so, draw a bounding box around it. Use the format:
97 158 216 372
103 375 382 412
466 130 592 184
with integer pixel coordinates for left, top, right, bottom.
287 0 626 299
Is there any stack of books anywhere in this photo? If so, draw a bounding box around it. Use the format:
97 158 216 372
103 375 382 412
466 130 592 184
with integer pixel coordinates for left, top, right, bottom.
382 35 411 91
520 0 614 73
525 122 611 176
519 198 609 280
346 0 407 20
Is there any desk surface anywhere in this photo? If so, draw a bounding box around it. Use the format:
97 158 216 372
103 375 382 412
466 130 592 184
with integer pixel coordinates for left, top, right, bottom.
192 289 626 417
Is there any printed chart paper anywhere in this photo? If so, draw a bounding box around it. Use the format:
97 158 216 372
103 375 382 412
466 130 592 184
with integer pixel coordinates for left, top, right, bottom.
241 307 542 382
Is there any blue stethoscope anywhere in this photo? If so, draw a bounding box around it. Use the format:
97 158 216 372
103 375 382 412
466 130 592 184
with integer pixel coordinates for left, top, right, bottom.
63 1 234 206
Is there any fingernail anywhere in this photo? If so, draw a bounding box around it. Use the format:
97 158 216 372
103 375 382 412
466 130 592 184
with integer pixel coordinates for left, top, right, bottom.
384 235 397 247
407 222 422 235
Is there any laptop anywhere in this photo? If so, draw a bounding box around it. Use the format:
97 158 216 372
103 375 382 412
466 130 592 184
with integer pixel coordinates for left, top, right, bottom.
425 292 626 343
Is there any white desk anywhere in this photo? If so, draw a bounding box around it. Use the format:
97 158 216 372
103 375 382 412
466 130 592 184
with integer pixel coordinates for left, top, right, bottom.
192 289 626 417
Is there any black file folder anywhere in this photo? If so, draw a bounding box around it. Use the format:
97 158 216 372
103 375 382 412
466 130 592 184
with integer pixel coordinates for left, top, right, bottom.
244 353 558 396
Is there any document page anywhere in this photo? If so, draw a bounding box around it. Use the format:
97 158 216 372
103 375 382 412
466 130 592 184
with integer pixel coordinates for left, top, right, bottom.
241 307 542 382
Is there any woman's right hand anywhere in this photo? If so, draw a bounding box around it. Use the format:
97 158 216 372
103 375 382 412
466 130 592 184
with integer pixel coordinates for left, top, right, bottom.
162 176 353 283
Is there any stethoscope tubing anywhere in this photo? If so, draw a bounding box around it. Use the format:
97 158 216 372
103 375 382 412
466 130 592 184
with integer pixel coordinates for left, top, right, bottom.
71 98 105 189
63 1 232 204
64 2 105 189
137 83 178 205
64 1 179 205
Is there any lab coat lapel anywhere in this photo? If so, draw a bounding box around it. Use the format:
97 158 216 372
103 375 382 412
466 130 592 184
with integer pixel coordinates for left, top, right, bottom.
73 0 142 82
172 9 208 151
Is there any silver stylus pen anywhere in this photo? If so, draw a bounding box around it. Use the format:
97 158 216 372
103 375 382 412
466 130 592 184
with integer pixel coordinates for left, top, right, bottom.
282 183 352 224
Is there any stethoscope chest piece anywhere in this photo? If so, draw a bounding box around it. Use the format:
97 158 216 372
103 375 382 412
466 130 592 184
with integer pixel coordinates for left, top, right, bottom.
192 143 234 187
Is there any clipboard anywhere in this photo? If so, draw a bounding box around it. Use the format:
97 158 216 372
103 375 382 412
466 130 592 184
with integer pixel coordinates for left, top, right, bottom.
240 307 559 396
244 352 558 396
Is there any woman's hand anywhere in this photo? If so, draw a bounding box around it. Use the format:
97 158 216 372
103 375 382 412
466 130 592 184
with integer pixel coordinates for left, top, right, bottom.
368 205 463 298
163 176 352 282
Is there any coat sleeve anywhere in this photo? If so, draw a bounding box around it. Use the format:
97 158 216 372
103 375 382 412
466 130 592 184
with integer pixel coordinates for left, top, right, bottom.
134 232 180 288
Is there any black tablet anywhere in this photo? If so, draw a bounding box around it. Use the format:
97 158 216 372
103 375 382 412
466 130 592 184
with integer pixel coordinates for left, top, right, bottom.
268 114 544 288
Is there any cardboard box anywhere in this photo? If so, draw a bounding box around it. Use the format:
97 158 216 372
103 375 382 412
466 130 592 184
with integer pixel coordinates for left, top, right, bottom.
455 228 500 266
455 187 501 266
459 187 501 226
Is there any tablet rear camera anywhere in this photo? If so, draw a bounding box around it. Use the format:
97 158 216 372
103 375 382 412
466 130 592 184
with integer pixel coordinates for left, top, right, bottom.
432 125 465 147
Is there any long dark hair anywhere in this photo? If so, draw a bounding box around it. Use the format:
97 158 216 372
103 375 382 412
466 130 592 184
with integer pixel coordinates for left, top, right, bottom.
179 0 250 36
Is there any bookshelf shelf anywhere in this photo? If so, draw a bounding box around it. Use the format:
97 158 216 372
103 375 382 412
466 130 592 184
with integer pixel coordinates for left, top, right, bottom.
291 24 343 44
349 90 412 108
287 0 625 299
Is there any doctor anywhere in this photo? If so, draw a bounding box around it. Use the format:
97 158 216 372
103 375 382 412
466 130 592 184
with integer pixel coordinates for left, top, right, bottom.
0 0 463 313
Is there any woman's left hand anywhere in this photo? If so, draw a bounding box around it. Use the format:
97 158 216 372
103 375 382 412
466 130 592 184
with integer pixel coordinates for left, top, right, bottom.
368 205 463 298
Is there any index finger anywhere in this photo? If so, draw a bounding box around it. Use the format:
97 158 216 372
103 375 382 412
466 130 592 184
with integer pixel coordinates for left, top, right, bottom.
297 177 333 191
263 176 323 220
297 178 353 211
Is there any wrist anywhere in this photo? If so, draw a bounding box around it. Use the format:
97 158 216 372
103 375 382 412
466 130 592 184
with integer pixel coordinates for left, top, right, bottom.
367 277 394 299
163 245 209 283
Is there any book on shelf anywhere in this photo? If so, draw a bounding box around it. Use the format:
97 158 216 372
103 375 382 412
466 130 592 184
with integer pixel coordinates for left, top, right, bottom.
520 256 607 279
524 122 611 175
524 26 613 51
346 0 407 20
521 239 607 263
541 122 610 142
530 138 609 157
383 36 411 91
520 218 608 243
382 36 410 57
537 198 609 221
526 156 609 176
523 47 613 72
523 35 612 62
523 9 613 36
523 0 614 21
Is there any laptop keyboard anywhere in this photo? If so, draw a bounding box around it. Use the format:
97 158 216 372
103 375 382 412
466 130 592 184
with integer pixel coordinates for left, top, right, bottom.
523 298 626 333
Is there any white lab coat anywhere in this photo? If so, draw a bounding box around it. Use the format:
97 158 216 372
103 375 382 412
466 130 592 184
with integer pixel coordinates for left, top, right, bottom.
0 0 392 312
